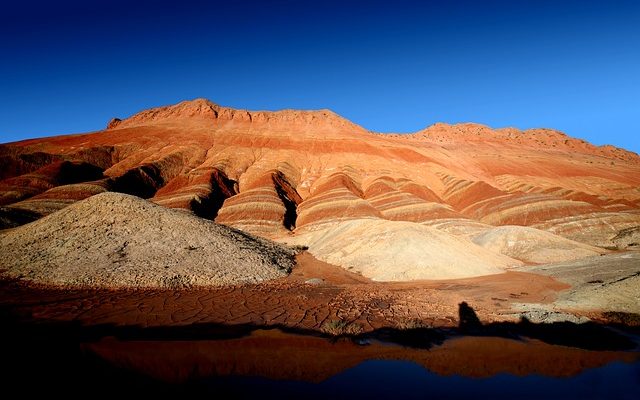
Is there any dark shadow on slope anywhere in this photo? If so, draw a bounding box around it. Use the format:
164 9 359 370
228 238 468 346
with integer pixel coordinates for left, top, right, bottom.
68 146 117 171
0 207 41 229
0 149 63 180
0 160 105 205
108 164 165 199
55 161 105 185
0 146 117 181
272 171 302 230
107 152 192 200
190 169 237 220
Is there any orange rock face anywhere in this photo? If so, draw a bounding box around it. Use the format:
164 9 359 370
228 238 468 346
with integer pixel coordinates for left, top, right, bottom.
1 98 639 248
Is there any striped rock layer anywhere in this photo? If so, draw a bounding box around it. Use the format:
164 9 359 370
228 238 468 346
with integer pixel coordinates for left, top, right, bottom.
1 98 639 251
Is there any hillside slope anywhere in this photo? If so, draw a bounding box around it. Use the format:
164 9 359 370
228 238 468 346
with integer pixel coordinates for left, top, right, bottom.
1 98 639 281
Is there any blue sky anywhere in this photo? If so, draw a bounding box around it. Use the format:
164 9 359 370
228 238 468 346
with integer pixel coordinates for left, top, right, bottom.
1 0 639 153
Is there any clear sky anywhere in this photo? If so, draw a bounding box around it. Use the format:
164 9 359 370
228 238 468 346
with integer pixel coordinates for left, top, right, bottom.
1 0 639 153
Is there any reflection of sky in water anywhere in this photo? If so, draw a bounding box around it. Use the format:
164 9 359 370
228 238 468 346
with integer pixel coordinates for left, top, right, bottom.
198 359 640 400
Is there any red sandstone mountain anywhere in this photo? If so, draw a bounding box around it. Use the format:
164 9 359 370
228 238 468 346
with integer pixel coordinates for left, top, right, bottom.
1 98 639 281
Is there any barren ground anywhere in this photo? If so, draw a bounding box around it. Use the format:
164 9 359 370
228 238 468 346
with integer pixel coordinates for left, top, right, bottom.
0 251 579 331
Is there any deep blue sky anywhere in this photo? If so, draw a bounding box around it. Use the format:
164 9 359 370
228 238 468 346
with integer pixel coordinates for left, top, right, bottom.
1 0 639 153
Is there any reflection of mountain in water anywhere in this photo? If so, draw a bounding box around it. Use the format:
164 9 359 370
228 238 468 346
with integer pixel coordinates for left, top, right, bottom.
199 358 640 400
87 329 639 383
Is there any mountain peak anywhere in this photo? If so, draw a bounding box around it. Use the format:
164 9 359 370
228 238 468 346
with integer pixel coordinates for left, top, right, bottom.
107 99 366 133
411 122 637 161
107 98 220 128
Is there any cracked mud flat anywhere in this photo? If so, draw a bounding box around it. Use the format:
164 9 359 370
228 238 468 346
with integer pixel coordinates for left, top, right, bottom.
1 252 574 331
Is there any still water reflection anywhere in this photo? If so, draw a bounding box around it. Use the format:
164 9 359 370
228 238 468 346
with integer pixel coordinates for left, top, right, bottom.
83 329 639 399
199 359 640 400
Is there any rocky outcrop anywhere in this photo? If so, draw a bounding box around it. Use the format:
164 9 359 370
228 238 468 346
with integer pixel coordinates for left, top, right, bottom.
106 118 122 129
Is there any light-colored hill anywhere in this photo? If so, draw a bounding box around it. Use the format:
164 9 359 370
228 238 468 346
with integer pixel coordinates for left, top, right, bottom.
518 252 640 314
288 218 521 281
0 192 295 288
472 225 605 264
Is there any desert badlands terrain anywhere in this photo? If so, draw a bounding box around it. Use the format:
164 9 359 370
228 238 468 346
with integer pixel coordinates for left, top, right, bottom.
1 98 639 335
2 98 640 396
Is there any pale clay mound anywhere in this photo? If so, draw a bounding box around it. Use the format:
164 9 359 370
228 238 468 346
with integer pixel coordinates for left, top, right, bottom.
288 218 522 281
518 252 640 314
472 225 605 264
0 192 296 288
